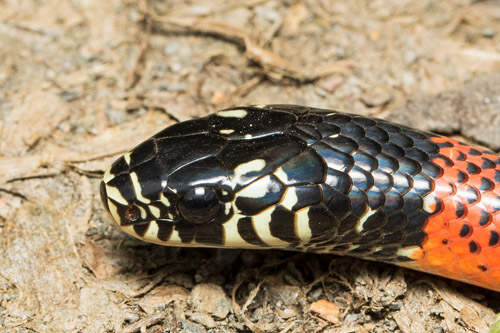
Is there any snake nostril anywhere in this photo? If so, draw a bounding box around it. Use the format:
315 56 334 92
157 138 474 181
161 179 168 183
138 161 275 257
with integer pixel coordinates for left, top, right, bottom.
100 181 110 212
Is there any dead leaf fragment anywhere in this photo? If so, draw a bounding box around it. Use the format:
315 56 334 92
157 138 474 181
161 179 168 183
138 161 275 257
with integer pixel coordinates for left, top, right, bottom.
393 302 427 333
310 299 340 324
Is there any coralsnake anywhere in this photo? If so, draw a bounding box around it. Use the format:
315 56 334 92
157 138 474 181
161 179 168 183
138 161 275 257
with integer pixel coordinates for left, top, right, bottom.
100 104 500 291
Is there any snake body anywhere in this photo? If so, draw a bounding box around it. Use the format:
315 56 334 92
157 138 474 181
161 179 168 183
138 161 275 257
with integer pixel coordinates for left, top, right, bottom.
100 105 500 291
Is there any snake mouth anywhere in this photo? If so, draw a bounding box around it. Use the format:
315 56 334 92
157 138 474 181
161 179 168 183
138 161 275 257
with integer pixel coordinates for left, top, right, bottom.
100 181 110 212
100 180 122 228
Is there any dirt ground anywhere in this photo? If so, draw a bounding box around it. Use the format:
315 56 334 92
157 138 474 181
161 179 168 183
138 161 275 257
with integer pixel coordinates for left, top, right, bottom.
1 0 500 332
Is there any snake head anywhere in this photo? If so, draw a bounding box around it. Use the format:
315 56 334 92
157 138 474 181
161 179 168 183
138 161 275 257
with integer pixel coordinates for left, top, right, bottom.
101 105 328 249
100 115 239 246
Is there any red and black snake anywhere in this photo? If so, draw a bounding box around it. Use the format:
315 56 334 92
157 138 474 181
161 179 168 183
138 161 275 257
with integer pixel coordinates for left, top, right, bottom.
100 105 500 291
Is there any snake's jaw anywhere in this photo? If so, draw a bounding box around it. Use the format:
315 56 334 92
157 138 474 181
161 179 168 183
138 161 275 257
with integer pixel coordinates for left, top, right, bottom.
100 163 139 231
99 180 115 226
100 146 179 244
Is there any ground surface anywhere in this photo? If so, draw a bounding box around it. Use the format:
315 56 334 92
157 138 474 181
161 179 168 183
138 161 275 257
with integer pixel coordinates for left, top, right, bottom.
1 0 500 332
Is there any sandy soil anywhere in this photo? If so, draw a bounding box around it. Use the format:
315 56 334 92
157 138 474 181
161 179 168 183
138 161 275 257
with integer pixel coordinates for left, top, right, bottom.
1 0 500 332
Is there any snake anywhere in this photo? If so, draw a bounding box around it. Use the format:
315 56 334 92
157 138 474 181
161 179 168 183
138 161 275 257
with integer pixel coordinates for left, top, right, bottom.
100 104 500 291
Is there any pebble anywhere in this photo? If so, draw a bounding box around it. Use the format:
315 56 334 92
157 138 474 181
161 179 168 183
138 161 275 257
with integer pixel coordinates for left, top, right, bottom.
269 285 301 305
320 75 344 93
180 320 206 333
403 50 418 64
482 28 496 38
191 284 231 319
401 71 416 90
58 90 80 102
308 288 323 302
164 42 179 55
251 307 264 322
345 314 358 322
388 302 402 311
189 312 216 329
276 306 299 319
158 82 187 92
361 87 393 107
170 63 182 73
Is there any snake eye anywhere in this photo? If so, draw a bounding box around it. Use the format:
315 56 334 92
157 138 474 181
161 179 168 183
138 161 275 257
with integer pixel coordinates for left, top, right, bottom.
125 205 140 223
178 187 219 224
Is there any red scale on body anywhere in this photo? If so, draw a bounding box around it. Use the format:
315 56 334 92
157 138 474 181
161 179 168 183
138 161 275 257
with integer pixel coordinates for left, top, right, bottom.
411 137 500 290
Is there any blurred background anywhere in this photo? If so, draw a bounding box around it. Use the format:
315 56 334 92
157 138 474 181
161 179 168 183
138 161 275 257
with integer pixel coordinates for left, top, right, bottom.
0 0 499 332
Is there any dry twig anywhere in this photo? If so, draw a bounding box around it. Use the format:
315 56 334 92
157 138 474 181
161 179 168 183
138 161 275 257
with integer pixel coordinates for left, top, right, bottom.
151 16 354 83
